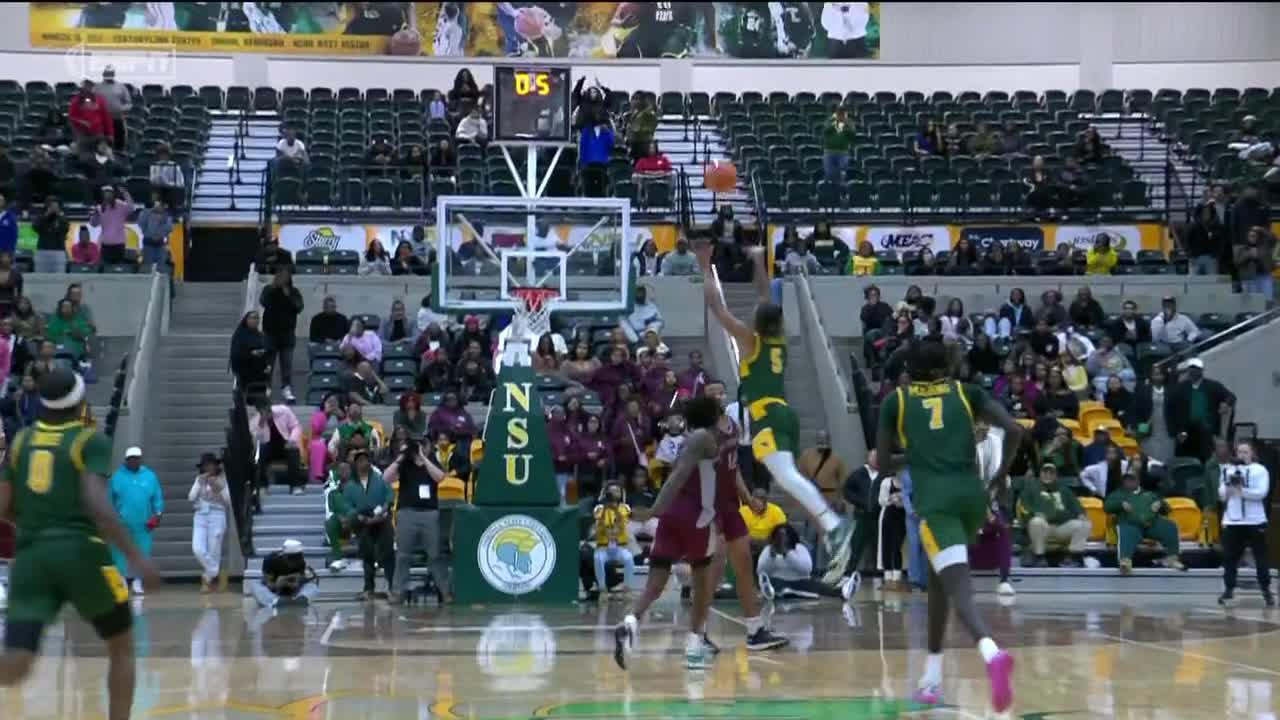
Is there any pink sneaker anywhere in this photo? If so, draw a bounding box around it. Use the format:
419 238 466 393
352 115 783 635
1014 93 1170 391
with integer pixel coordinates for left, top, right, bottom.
986 650 1015 713
912 685 942 706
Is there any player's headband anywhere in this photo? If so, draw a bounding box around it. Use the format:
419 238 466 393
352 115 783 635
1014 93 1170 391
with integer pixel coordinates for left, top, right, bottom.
42 373 86 410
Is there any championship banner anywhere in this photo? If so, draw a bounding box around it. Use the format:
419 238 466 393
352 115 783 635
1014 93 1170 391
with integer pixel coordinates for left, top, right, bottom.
31 3 881 59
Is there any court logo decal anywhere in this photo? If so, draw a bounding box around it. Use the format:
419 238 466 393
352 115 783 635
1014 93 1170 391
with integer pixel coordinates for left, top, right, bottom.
477 514 557 595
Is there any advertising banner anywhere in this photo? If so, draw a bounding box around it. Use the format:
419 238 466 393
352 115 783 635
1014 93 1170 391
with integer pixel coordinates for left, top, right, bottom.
31 2 882 59
1050 225 1143 252
277 223 677 256
959 226 1046 253
861 225 953 254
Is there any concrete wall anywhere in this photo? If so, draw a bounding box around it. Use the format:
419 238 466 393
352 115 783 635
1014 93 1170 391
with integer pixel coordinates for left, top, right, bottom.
794 274 867 466
810 276 1268 338
113 272 165 462
279 274 704 339
1202 322 1280 437
3 3 1277 92
25 273 155 337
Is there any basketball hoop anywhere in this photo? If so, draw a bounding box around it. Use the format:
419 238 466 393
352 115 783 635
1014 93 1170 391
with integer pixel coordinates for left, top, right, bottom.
510 287 559 339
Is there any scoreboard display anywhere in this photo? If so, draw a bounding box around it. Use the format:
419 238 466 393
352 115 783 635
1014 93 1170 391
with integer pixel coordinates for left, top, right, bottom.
493 66 571 144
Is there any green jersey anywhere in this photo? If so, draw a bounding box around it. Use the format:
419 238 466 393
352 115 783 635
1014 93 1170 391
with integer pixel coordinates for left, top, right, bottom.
3 420 113 549
739 333 787 404
879 380 986 515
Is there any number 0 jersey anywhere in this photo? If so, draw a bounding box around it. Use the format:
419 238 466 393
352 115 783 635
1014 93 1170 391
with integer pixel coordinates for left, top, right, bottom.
878 381 988 516
3 420 112 549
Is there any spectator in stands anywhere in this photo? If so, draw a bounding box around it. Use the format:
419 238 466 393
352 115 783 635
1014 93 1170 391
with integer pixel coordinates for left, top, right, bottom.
430 139 456 169
80 141 123 200
1104 299 1150 353
546 405 576 502
429 390 477 439
455 107 489 146
28 196 67 274
309 296 349 345
231 313 268 392
149 144 186 210
710 205 745 247
390 240 426 276
20 148 58 209
591 483 636 598
1022 462 1089 567
574 413 610 503
0 151 12 206
365 135 398 177
1103 375 1133 421
821 107 856 182
68 80 113 157
1058 158 1089 210
659 236 699 276
530 333 560 375
875 472 906 589
448 69 481 113
97 66 130 151
633 141 672 178
274 126 309 171
415 327 451 392
1067 287 1104 329
1129 364 1174 463
1074 127 1108 165
1035 290 1067 328
36 108 71 156
1085 234 1118 275
328 401 383 460
137 193 173 272
969 122 998 157
741 486 788 554
1024 155 1057 216
1234 226 1275 297
108 446 162 596
632 237 661 277
1028 318 1060 359
188 452 231 593
1150 297 1199 347
1105 470 1185 574
848 241 879 275
0 318 12 389
1185 203 1227 276
47 298 90 362
626 97 658 161
942 123 965 157
250 395 305 495
563 341 602 384
308 393 345 483
939 299 973 346
913 120 942 157
780 237 822 277
426 91 446 122
578 117 614 197
622 284 663 340
1230 183 1270 263
401 144 428 181
346 360 387 406
993 287 1033 339
610 397 650 480
380 300 416 344
89 185 131 265
259 267 304 403
967 332 1001 376
1087 334 1133 396
255 236 294 274
66 227 99 267
341 317 383 366
998 373 1034 420
342 448 395 602
859 285 892 335
1168 357 1234 462
996 120 1022 155
1037 368 1079 420
454 318 489 362
457 354 496 402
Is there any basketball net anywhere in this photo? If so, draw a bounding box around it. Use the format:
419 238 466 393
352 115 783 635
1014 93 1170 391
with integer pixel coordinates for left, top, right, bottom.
500 287 559 369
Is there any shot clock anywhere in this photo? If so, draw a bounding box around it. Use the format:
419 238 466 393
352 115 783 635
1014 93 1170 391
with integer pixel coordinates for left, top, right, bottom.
494 66 571 144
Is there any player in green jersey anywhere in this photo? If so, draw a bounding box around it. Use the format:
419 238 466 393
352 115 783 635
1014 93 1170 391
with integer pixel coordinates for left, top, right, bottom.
0 369 161 720
695 241 852 559
877 339 1021 714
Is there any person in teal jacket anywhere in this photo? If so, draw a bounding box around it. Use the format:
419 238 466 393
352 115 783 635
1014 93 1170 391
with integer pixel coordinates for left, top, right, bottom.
1103 471 1186 574
341 449 394 600
109 446 163 595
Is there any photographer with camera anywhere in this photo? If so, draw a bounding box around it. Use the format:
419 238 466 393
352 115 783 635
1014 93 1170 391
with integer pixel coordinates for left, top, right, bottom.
757 523 842 600
1218 440 1273 606
252 539 316 608
591 481 635 600
384 437 450 605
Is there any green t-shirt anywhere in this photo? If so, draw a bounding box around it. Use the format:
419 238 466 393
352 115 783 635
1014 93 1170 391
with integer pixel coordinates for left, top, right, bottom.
879 380 987 515
1189 385 1210 426
2 420 112 548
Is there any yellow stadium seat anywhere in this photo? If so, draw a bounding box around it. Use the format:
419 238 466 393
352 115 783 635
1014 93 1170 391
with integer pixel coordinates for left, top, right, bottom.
1080 496 1108 541
1166 497 1201 541
1114 435 1139 457
1015 418 1035 430
1083 412 1118 436
1059 418 1082 434
438 474 467 501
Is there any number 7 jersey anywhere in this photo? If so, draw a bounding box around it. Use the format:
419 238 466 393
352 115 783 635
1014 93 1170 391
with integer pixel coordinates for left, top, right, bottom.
879 380 988 515
2 420 113 549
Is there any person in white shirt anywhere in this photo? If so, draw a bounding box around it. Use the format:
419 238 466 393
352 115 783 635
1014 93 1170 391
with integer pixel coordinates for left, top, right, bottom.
757 523 842 599
1149 296 1200 347
621 285 664 342
1218 440 1273 606
274 127 308 166
455 108 488 144
820 2 871 58
189 453 232 594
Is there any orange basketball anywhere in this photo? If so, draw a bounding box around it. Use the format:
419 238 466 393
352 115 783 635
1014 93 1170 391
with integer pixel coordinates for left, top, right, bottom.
703 160 738 193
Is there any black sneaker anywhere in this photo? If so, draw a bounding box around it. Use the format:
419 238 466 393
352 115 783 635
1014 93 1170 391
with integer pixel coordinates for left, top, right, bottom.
613 622 634 670
702 634 720 655
745 627 789 651
1218 591 1234 606
1059 556 1082 569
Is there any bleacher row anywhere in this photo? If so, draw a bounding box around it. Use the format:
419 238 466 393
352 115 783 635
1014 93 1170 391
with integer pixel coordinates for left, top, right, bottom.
0 80 205 209
1159 87 1280 184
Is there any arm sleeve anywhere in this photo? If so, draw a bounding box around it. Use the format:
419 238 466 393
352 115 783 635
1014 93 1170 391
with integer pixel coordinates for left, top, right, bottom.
1243 466 1270 500
877 477 892 507
188 477 201 503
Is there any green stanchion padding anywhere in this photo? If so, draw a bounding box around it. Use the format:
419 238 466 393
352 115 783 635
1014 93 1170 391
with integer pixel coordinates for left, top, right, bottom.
452 505 580 604
473 363 559 507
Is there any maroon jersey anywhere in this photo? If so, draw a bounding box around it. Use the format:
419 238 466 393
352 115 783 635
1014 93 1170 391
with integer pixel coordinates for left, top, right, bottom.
651 429 719 563
714 416 749 541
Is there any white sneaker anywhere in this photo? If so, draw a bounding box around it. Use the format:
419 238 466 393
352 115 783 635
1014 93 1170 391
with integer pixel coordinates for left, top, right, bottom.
282 386 296 403
329 559 348 573
291 487 305 496
841 571 861 601
997 581 1016 597
131 578 145 596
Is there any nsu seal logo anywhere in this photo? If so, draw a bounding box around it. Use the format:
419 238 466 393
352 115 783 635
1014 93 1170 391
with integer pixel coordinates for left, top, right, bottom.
477 514 557 595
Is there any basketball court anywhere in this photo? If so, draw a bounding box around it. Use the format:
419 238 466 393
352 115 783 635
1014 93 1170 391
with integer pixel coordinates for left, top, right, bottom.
1 587 1278 719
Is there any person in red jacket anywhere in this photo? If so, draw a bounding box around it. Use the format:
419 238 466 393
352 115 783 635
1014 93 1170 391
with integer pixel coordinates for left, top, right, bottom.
68 80 113 158
633 141 672 176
